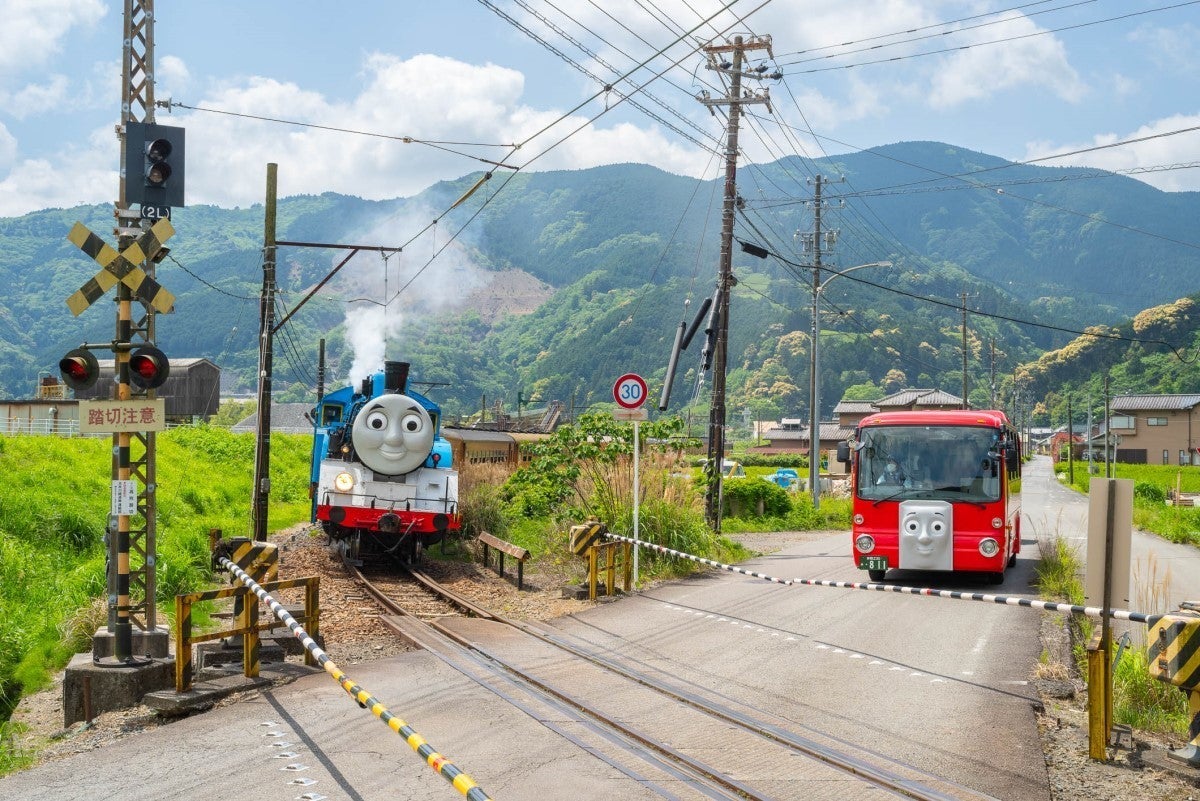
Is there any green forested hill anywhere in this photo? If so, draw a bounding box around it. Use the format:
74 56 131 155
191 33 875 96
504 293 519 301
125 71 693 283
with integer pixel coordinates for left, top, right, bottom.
3 141 1199 421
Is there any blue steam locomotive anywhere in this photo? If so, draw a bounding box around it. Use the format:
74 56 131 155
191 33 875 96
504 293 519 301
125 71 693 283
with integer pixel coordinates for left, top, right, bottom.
309 360 460 563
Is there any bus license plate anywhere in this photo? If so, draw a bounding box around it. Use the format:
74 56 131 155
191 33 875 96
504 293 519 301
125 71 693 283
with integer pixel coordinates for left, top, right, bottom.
860 555 888 571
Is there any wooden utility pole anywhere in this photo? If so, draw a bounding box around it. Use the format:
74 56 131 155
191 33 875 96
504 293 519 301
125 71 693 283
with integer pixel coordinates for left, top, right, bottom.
696 34 773 531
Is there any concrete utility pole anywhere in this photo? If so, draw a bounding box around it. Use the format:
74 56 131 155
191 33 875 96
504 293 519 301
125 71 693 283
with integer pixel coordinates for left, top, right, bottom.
696 34 774 532
961 291 970 408
251 164 278 542
801 174 841 509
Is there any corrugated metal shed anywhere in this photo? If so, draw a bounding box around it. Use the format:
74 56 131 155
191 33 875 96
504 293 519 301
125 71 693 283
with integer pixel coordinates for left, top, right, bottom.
75 357 220 420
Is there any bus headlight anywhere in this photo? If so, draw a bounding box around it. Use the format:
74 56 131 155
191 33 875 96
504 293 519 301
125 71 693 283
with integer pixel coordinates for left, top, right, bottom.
333 471 356 492
991 517 1003 529
855 535 875 554
978 538 1000 558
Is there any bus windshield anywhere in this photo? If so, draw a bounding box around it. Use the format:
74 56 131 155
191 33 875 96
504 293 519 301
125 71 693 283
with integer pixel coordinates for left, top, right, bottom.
855 424 1002 503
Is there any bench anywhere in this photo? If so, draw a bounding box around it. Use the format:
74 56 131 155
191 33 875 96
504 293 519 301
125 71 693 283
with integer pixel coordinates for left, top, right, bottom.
478 532 530 590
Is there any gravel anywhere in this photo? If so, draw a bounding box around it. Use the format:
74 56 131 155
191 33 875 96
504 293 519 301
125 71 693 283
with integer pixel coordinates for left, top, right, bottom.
6 525 1199 799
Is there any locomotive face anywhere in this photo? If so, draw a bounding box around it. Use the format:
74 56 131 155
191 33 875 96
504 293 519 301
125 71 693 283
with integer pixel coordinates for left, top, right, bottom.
351 393 435 475
898 500 953 571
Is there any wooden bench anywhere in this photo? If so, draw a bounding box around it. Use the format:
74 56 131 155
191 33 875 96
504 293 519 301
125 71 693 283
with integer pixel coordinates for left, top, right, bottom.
478 532 530 590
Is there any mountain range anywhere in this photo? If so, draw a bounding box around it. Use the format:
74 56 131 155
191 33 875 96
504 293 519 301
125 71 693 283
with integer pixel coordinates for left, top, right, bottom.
2 140 1198 423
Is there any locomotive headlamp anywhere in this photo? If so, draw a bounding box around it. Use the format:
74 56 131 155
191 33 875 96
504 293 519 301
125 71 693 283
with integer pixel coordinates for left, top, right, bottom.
855 534 875 553
991 517 1003 529
333 471 355 492
978 538 1000 557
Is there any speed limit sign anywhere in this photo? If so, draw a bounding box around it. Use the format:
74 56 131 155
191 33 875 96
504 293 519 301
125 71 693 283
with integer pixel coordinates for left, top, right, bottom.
613 373 648 409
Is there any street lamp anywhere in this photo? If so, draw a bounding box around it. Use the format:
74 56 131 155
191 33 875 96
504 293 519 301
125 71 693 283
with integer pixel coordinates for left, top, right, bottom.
808 260 892 509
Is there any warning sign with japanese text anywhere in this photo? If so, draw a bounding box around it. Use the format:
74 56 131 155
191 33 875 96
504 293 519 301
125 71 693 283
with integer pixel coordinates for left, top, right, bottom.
79 399 166 433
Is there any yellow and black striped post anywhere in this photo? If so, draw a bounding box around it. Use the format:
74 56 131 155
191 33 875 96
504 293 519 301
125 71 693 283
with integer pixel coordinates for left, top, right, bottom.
211 536 279 678
1148 610 1200 766
569 520 606 555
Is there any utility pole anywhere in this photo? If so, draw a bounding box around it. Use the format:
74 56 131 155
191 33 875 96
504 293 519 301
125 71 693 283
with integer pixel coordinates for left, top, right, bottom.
989 339 997 408
798 174 841 509
251 164 277 541
960 292 969 408
696 34 774 531
1067 392 1074 485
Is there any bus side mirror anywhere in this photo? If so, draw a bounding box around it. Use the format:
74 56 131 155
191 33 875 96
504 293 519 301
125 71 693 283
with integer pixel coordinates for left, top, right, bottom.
837 441 850 464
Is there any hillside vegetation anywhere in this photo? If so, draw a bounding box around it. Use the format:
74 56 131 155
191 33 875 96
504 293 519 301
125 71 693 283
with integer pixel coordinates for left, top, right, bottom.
5 142 1200 424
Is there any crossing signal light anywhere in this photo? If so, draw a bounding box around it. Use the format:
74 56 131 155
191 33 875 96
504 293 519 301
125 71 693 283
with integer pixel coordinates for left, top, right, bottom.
128 345 170 389
59 348 100 391
124 121 185 208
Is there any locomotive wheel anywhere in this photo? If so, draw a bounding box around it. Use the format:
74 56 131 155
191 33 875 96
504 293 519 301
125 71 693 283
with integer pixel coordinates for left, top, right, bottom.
867 569 886 582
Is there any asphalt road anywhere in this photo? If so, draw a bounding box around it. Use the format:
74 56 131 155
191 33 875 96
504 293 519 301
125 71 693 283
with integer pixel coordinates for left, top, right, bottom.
3 456 1192 800
1021 454 1200 616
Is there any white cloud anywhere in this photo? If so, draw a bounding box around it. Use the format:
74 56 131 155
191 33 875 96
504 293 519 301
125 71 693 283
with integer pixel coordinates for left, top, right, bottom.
1128 23 1200 74
0 0 106 77
167 52 716 208
156 55 191 95
928 13 1084 108
1 76 70 120
1023 114 1200 192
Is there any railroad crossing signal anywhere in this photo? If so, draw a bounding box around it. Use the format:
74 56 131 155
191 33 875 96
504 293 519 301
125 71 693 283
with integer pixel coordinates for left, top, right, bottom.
124 121 185 208
66 218 176 316
128 345 171 389
59 347 100 390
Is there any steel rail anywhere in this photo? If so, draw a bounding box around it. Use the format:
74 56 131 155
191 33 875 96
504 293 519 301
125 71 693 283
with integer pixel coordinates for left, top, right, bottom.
350 559 980 801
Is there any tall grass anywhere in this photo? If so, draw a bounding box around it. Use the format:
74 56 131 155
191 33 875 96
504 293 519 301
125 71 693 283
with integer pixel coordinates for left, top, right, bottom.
1034 524 1189 739
0 427 313 740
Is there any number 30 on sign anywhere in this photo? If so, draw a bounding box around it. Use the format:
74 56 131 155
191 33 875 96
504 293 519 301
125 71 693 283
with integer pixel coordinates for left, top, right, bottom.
613 373 647 409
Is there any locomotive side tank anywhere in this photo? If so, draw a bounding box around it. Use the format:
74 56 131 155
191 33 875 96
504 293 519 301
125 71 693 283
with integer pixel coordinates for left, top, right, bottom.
310 360 459 562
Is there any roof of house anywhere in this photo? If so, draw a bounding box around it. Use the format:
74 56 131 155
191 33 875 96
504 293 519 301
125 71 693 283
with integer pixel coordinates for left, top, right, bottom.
833 400 876 415
873 388 964 408
232 403 313 434
1110 394 1200 412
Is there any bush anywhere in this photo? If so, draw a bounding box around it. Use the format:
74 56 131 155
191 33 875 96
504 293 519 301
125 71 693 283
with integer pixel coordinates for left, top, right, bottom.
1133 482 1165 503
721 477 791 518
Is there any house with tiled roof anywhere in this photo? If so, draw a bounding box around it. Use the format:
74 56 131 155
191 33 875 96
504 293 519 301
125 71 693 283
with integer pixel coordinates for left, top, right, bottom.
1107 394 1200 465
752 389 966 466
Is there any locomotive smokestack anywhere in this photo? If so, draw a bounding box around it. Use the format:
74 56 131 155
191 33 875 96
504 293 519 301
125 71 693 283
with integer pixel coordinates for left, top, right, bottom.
385 361 409 394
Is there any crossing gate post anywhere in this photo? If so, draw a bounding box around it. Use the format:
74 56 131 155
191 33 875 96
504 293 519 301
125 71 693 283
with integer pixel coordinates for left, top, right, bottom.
1147 606 1200 767
212 534 278 674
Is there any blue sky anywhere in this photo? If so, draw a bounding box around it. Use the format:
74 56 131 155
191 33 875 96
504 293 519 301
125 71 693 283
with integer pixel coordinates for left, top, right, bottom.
3 0 1200 217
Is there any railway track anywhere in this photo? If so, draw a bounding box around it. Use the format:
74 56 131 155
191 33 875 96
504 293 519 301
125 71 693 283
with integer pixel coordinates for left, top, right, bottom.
344 557 997 801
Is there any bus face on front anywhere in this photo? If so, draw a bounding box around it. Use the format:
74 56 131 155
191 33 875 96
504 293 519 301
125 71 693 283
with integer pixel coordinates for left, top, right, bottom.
847 411 1020 582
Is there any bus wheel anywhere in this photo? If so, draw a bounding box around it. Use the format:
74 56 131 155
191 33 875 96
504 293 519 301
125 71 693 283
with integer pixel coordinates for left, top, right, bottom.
987 571 1004 585
868 569 886 582
1007 553 1017 568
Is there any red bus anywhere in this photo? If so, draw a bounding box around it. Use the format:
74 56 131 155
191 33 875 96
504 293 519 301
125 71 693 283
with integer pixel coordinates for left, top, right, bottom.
836 409 1022 584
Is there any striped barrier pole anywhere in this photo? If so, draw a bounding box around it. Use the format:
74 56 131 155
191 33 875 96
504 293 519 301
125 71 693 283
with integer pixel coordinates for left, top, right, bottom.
218 557 492 801
602 533 1193 628
786 576 1173 626
601 533 793 586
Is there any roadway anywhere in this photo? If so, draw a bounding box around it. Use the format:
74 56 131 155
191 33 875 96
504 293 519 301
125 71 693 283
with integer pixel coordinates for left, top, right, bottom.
1020 454 1200 616
2 457 1193 799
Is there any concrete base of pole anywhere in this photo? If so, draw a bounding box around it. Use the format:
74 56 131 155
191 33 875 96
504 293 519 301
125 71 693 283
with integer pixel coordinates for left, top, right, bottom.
91 625 171 659
62 652 175 727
